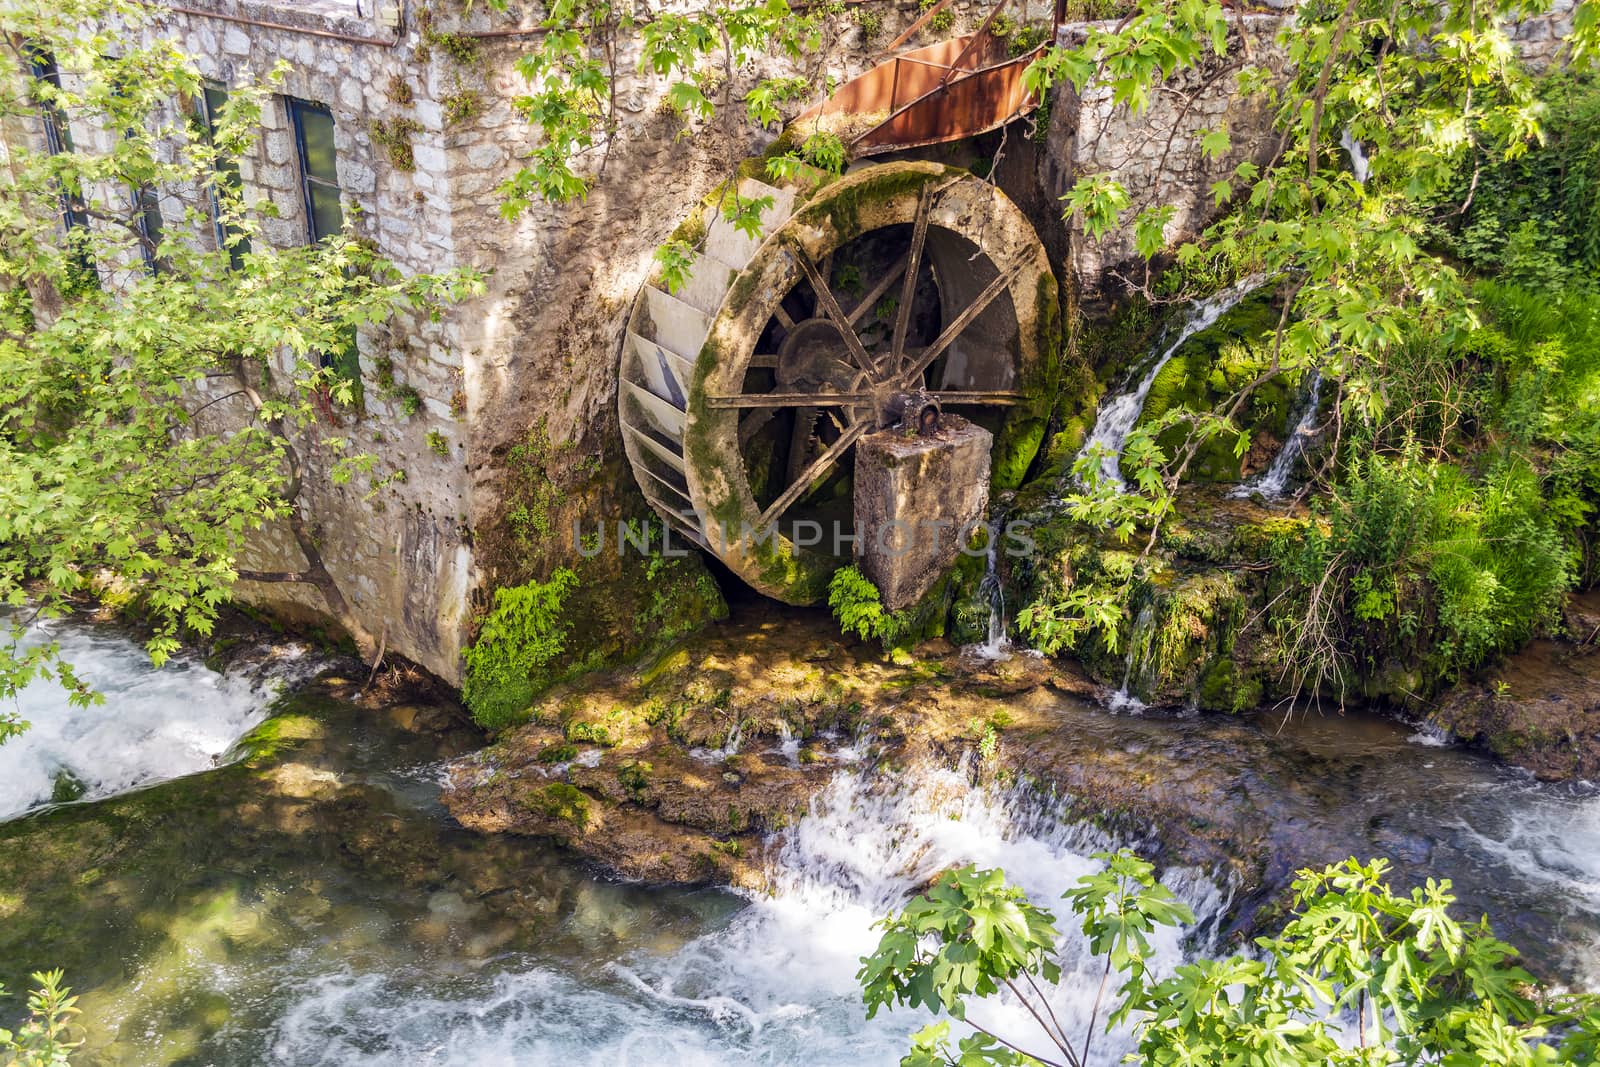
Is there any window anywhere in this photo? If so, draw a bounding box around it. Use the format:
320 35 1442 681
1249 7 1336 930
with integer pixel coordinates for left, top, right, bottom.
194 85 250 269
26 47 89 234
131 184 163 271
287 99 358 397
287 98 343 243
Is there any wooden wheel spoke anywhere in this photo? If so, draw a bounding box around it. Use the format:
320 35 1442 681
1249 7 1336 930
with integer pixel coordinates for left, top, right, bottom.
774 305 796 329
758 420 869 529
706 391 869 409
891 185 935 370
899 262 1023 387
738 407 777 445
846 253 909 327
931 390 1026 406
792 247 878 378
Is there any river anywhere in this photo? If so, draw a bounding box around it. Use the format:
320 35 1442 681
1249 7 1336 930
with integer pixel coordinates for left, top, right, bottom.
0 620 1596 1065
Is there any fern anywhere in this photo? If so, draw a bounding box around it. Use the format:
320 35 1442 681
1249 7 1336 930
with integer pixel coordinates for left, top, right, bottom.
463 568 580 730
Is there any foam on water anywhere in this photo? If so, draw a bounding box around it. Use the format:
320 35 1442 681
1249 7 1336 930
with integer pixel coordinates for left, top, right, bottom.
261 764 1228 1067
0 618 315 820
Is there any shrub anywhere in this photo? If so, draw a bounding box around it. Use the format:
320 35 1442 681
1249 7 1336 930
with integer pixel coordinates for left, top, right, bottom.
1270 452 1574 696
863 854 1600 1066
462 568 579 730
828 565 914 650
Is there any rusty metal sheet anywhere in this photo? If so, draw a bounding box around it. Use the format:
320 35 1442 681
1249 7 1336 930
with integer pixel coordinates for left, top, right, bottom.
852 48 1043 155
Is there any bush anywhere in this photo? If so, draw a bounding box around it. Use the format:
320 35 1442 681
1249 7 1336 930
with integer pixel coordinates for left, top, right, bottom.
461 568 579 731
1428 74 1600 288
861 853 1600 1067
1270 452 1573 695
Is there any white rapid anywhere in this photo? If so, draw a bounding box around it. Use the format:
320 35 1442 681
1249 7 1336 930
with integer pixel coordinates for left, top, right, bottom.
1341 126 1372 185
1077 274 1268 492
263 764 1229 1067
1229 370 1323 500
0 618 315 820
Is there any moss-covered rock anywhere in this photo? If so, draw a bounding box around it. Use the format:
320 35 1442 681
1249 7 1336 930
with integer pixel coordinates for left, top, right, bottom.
1131 294 1297 485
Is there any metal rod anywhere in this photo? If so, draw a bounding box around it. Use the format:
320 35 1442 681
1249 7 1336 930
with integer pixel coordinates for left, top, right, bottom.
932 391 1024 405
163 4 403 46
875 0 959 56
942 0 1012 87
792 246 878 379
846 254 908 326
706 391 868 408
891 184 934 369
900 262 1023 384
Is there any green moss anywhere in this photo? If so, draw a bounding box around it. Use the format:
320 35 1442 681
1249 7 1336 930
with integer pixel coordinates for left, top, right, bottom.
793 165 953 244
1197 657 1263 713
232 713 325 763
525 783 591 825
617 760 653 799
1131 293 1292 484
564 719 616 746
535 743 578 764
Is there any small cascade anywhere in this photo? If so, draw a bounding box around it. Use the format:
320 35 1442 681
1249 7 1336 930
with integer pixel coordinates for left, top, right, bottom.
975 535 1010 659
265 762 1230 1066
1106 604 1156 713
690 720 744 763
1229 370 1323 500
0 617 318 821
1341 126 1371 184
1076 274 1268 492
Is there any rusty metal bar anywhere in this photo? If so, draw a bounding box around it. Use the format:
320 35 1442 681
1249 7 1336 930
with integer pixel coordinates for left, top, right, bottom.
941 0 1012 85
874 0 957 56
163 4 403 46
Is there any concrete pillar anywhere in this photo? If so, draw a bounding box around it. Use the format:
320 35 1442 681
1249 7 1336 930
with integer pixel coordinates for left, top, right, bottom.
853 415 992 610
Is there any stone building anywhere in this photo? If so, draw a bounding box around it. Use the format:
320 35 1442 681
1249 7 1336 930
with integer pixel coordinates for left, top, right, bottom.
10 0 1292 683
25 0 1567 684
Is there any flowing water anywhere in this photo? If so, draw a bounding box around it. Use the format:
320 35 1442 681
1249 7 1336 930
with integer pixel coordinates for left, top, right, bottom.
975 537 1010 660
0 618 317 819
2 624 1598 1064
1341 126 1372 185
1229 370 1323 500
1076 275 1267 492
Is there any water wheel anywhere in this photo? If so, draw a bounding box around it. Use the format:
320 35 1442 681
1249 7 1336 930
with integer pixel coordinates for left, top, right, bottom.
620 160 1059 603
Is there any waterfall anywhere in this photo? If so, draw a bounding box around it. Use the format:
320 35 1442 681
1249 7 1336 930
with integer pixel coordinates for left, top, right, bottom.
975 535 1010 659
267 763 1230 1066
1106 604 1156 713
1341 126 1371 184
1229 370 1323 500
0 618 317 820
1076 274 1268 493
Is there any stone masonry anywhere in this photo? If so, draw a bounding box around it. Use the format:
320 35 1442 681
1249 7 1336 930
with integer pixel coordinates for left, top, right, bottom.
28 0 1580 681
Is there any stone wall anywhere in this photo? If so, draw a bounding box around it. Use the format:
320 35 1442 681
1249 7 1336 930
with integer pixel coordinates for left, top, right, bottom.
1039 13 1288 307
115 0 972 681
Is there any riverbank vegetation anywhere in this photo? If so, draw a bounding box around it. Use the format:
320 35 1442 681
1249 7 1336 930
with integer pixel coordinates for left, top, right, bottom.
863 854 1600 1066
1003 0 1600 713
0 0 478 732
